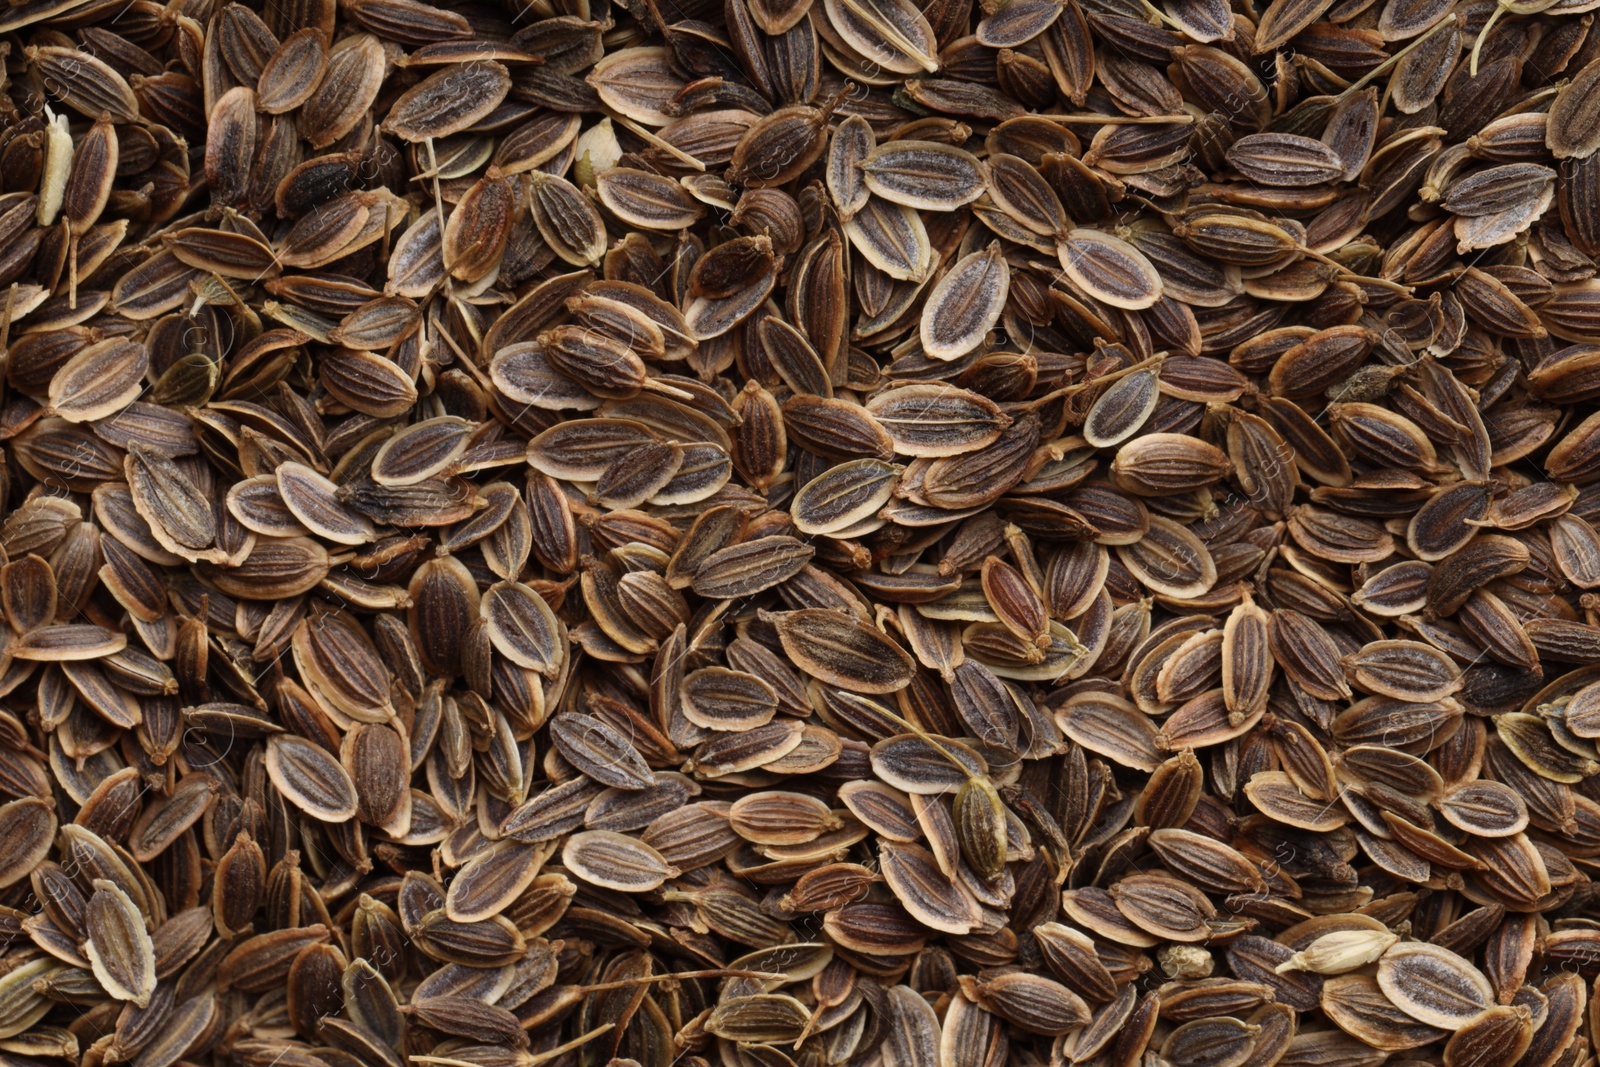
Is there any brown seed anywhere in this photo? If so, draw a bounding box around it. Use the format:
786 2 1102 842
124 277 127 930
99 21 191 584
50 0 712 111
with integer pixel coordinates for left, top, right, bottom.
771 608 916 694
871 734 988 794
442 840 548 923
128 774 218 862
548 713 656 790
265 735 360 822
12 623 127 661
29 46 139 122
84 880 156 1008
384 63 512 141
1376 942 1494 1029
47 339 148 424
1244 770 1348 830
277 462 376 545
0 798 55 888
1444 1005 1534 1067
1227 132 1346 186
370 417 473 487
861 141 987 210
1255 0 1338 50
1109 873 1216 941
845 196 933 282
921 242 1010 360
257 28 328 113
561 830 680 891
442 172 514 284
1321 973 1449 1051
1115 516 1217 600
963 973 1091 1035
1342 640 1462 701
705 993 812 1043
5 0 1600 1059
1438 781 1529 837
529 173 607 267
1056 691 1163 771
203 88 255 214
1058 228 1163 309
411 911 525 967
165 227 281 280
1160 1016 1260 1067
1148 828 1265 895
1083 367 1160 448
1111 433 1232 496
683 667 779 731
502 777 606 842
690 536 815 598
729 105 832 189
595 167 706 230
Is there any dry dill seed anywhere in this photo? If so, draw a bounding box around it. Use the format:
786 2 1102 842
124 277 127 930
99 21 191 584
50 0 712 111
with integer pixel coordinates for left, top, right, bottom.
4 0 1600 1064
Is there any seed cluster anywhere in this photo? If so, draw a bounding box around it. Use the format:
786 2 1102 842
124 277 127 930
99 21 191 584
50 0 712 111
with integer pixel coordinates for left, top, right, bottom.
4 0 1600 1064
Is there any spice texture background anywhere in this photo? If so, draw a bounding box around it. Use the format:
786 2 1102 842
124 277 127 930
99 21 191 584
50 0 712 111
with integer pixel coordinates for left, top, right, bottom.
3 0 1600 1065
